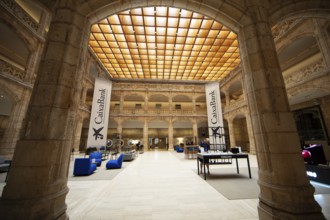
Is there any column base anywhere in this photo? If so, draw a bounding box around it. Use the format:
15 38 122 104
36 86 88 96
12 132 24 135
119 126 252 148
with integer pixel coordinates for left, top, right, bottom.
0 192 69 220
258 199 325 220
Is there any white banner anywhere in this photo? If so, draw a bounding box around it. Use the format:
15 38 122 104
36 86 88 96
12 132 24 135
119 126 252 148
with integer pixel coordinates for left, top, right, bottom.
87 78 112 149
205 82 226 149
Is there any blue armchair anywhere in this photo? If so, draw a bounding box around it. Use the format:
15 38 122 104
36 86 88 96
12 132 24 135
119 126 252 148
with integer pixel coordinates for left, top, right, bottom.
89 152 102 166
106 154 124 169
175 145 184 153
73 158 97 176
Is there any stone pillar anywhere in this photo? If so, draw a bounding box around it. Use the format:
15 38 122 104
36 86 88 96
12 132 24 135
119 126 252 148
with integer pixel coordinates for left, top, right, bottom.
0 4 90 220
0 32 46 157
72 115 84 152
80 82 88 106
119 94 124 113
192 119 198 144
227 118 236 148
169 94 173 114
37 10 51 36
168 118 173 150
313 19 330 68
143 118 149 150
225 91 230 108
239 1 324 219
245 111 256 154
117 119 123 140
192 95 196 113
144 94 148 113
0 89 32 158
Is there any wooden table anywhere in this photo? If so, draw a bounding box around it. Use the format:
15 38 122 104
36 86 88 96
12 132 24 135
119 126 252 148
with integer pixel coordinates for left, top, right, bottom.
197 152 252 180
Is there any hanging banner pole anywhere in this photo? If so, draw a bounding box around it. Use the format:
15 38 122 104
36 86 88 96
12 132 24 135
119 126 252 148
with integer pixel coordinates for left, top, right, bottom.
87 78 112 149
205 82 226 151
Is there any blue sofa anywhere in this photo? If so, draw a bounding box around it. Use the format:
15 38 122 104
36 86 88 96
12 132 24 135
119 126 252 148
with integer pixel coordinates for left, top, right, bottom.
175 145 184 153
73 158 97 176
89 152 102 166
106 154 124 169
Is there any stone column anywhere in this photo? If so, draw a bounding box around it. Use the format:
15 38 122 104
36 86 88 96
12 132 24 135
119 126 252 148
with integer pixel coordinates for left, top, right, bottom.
313 19 330 68
0 31 46 157
239 1 324 219
72 115 84 152
227 118 235 148
144 94 148 113
80 81 88 106
117 120 123 139
0 89 32 158
0 4 90 220
192 119 198 144
192 95 196 113
225 90 230 108
245 111 256 154
168 118 173 150
37 10 51 36
143 118 149 150
169 94 173 114
120 94 124 112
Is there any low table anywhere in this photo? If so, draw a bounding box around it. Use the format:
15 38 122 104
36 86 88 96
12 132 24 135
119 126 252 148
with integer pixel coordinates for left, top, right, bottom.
197 152 252 180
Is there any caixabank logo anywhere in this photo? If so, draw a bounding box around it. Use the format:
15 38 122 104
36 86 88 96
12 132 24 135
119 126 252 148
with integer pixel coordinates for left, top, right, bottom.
93 127 104 140
92 88 107 141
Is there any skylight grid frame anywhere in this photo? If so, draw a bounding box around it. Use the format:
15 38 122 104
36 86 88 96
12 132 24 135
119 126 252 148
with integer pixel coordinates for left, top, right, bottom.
89 7 240 81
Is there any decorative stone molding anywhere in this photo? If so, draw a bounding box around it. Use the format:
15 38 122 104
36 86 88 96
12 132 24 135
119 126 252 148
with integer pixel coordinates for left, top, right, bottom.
0 0 40 36
224 96 246 113
284 59 326 88
112 82 205 92
272 18 303 41
0 59 25 81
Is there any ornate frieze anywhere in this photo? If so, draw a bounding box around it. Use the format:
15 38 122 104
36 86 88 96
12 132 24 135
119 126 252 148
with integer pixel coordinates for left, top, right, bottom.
0 59 25 81
0 0 40 35
272 18 303 41
223 96 246 114
284 59 326 88
112 82 205 93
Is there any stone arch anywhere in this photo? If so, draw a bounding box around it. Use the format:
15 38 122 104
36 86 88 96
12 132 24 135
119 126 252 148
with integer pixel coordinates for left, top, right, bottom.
232 113 249 152
79 117 90 151
277 34 320 58
123 92 145 101
172 117 193 128
288 86 330 105
110 93 120 101
81 1 250 34
0 18 34 67
121 119 144 141
268 1 330 27
172 94 192 102
148 93 169 101
227 79 243 101
195 94 206 102
0 81 20 105
147 118 168 149
0 81 24 156
88 61 100 78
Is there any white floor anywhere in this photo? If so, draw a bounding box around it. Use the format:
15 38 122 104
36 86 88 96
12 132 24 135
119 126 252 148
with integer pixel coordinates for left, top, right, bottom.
66 150 330 220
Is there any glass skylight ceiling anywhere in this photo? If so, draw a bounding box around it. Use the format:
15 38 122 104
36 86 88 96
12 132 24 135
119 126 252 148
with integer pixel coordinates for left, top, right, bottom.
89 7 240 81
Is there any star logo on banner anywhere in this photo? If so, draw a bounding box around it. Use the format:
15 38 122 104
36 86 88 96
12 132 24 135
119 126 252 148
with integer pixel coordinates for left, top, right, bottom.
93 127 104 140
211 126 222 139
